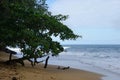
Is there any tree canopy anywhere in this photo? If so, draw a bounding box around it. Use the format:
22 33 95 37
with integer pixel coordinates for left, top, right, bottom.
0 0 79 66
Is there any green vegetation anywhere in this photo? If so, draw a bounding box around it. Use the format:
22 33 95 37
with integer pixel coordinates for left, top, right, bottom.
0 0 79 67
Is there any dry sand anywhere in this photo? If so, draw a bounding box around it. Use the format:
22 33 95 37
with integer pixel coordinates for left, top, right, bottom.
0 51 102 80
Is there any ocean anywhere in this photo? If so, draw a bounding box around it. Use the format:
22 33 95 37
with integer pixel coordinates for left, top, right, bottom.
13 45 120 80
48 45 120 80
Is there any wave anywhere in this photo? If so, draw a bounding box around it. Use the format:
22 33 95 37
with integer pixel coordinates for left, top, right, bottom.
63 46 70 49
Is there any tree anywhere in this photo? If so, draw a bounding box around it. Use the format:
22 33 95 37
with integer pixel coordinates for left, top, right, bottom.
0 0 79 66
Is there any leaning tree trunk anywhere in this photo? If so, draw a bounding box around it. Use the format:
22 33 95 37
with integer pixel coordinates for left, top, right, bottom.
9 53 12 61
44 56 50 68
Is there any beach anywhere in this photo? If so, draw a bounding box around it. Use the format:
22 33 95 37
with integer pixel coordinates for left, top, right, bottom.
0 51 102 80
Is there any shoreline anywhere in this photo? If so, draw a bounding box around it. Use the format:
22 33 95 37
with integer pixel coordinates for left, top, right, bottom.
0 51 102 80
48 55 120 80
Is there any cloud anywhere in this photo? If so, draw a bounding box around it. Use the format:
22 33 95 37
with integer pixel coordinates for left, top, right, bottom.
49 0 120 29
48 0 120 44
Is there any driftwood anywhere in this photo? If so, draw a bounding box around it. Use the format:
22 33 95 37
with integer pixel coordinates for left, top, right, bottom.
57 66 70 70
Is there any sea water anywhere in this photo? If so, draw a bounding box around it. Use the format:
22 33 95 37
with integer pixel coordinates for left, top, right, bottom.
48 45 120 80
12 45 120 80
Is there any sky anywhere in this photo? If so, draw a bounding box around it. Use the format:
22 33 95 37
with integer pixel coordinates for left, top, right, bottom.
46 0 120 45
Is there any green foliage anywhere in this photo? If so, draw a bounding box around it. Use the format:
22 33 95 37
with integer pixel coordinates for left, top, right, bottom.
0 0 79 65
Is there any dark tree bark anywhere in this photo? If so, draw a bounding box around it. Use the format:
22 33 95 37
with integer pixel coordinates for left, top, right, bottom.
44 56 49 68
9 53 12 61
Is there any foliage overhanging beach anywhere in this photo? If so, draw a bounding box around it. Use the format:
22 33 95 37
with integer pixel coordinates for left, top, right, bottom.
0 0 79 67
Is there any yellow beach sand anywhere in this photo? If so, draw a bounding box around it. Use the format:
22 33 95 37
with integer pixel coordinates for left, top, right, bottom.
0 51 102 80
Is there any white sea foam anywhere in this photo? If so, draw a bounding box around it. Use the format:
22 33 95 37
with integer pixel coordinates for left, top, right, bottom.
49 45 120 80
63 46 70 49
6 47 21 53
49 53 120 80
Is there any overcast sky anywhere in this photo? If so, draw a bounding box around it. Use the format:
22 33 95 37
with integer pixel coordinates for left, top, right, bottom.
46 0 120 45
